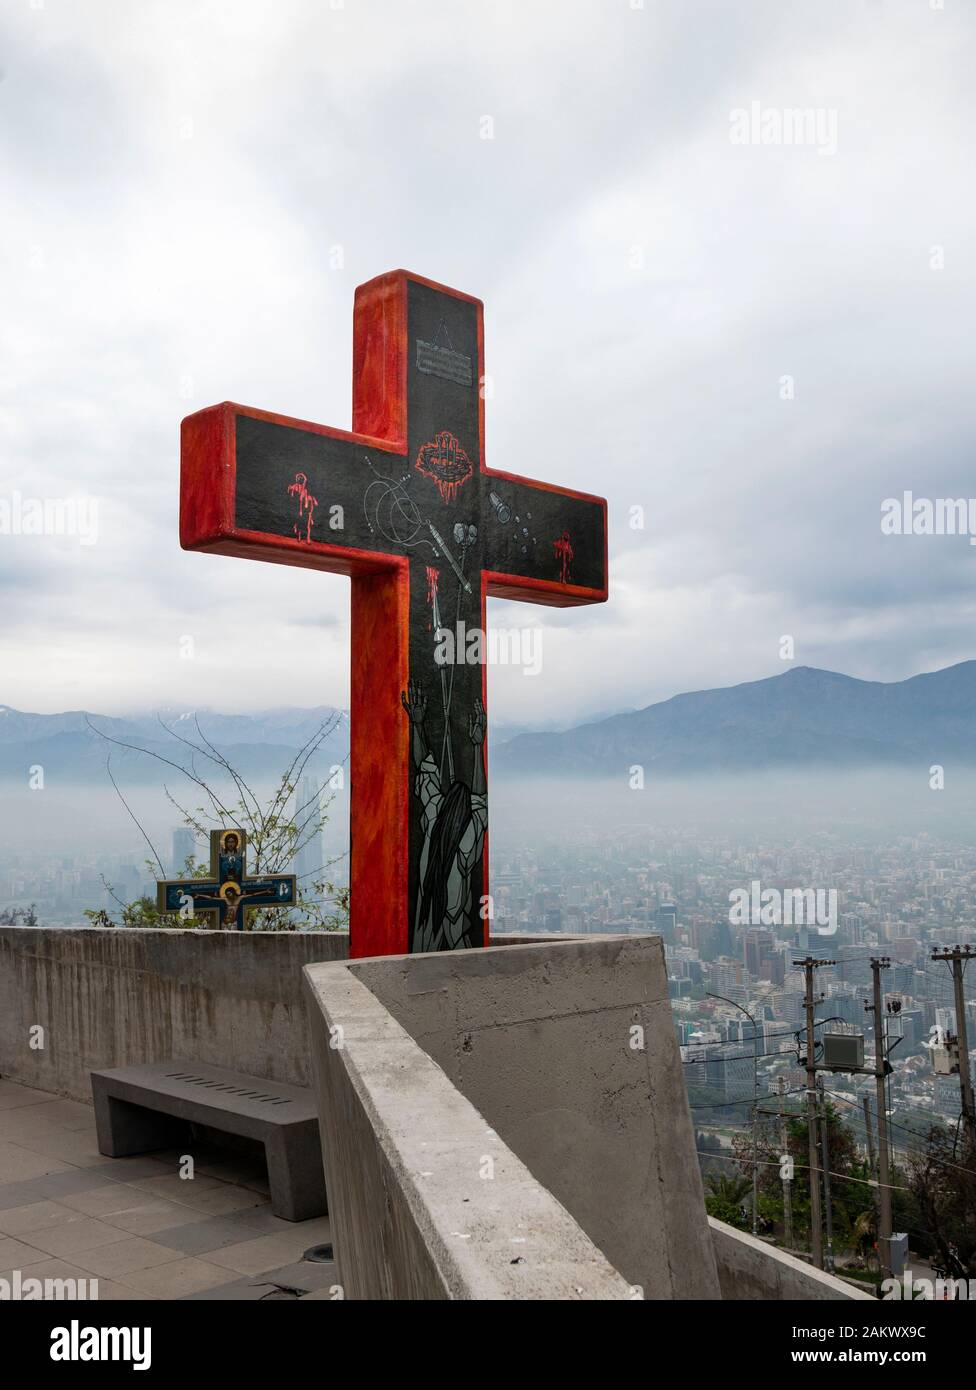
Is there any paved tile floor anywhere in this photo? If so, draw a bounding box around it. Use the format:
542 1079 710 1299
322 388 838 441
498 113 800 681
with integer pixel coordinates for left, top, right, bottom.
0 1079 337 1300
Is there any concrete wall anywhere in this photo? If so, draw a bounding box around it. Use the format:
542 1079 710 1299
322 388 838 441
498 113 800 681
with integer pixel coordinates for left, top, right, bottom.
0 927 575 1103
303 956 635 1300
0 927 349 1101
709 1219 875 1301
308 936 721 1299
3 925 871 1301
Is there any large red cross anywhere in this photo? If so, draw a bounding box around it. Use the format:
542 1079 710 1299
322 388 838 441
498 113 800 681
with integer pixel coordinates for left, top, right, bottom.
180 270 608 957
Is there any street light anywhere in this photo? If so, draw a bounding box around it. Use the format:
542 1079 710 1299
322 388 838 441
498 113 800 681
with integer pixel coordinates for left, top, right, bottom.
707 991 760 1236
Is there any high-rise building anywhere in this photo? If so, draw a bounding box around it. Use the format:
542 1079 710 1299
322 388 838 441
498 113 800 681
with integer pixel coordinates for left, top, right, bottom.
760 950 786 987
293 774 324 903
703 1047 754 1103
171 828 196 875
774 991 805 1025
657 904 677 943
713 916 733 958
744 928 774 978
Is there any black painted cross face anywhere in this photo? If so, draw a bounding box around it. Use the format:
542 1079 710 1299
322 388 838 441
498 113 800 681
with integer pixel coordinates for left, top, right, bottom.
235 280 604 593
205 276 606 953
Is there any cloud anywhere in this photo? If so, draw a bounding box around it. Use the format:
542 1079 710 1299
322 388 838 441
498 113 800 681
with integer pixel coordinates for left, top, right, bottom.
1 0 974 720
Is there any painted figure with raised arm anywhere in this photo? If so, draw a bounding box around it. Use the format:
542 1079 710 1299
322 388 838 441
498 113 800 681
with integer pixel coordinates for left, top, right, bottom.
401 679 487 952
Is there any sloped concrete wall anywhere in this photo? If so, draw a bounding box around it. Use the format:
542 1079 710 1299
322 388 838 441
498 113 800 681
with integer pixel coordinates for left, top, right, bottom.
304 957 635 1300
709 1219 875 1300
308 936 721 1299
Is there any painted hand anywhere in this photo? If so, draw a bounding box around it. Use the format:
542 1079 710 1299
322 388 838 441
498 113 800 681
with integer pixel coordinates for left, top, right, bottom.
400 680 427 726
468 698 486 746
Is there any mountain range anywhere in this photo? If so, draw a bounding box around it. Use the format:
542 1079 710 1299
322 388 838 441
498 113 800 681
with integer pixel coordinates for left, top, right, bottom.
493 662 976 776
1 660 972 783
0 705 348 784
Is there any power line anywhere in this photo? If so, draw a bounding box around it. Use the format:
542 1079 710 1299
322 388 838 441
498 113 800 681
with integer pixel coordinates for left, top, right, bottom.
822 1089 976 1177
681 1020 847 1049
690 1087 805 1110
695 1150 912 1193
763 1088 967 1171
683 1047 799 1065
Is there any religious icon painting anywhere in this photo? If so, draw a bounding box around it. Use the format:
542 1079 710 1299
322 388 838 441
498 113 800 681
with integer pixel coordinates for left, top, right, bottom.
155 826 296 931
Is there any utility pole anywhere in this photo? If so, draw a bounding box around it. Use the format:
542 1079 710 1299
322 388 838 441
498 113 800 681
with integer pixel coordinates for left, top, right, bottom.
817 1078 835 1272
750 1008 759 1237
867 957 892 1279
862 1094 876 1174
779 1075 794 1251
862 1092 881 1246
801 955 832 1270
707 992 759 1235
931 946 975 1151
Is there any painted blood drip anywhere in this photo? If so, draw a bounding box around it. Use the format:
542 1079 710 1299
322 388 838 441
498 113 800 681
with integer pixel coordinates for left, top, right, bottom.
553 530 574 584
287 471 318 543
425 565 439 630
415 430 473 504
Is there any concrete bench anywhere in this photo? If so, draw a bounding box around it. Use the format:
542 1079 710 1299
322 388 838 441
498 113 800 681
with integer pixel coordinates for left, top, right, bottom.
90 1061 327 1222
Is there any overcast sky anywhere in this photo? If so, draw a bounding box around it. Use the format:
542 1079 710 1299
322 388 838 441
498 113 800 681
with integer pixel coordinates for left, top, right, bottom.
2 0 974 728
